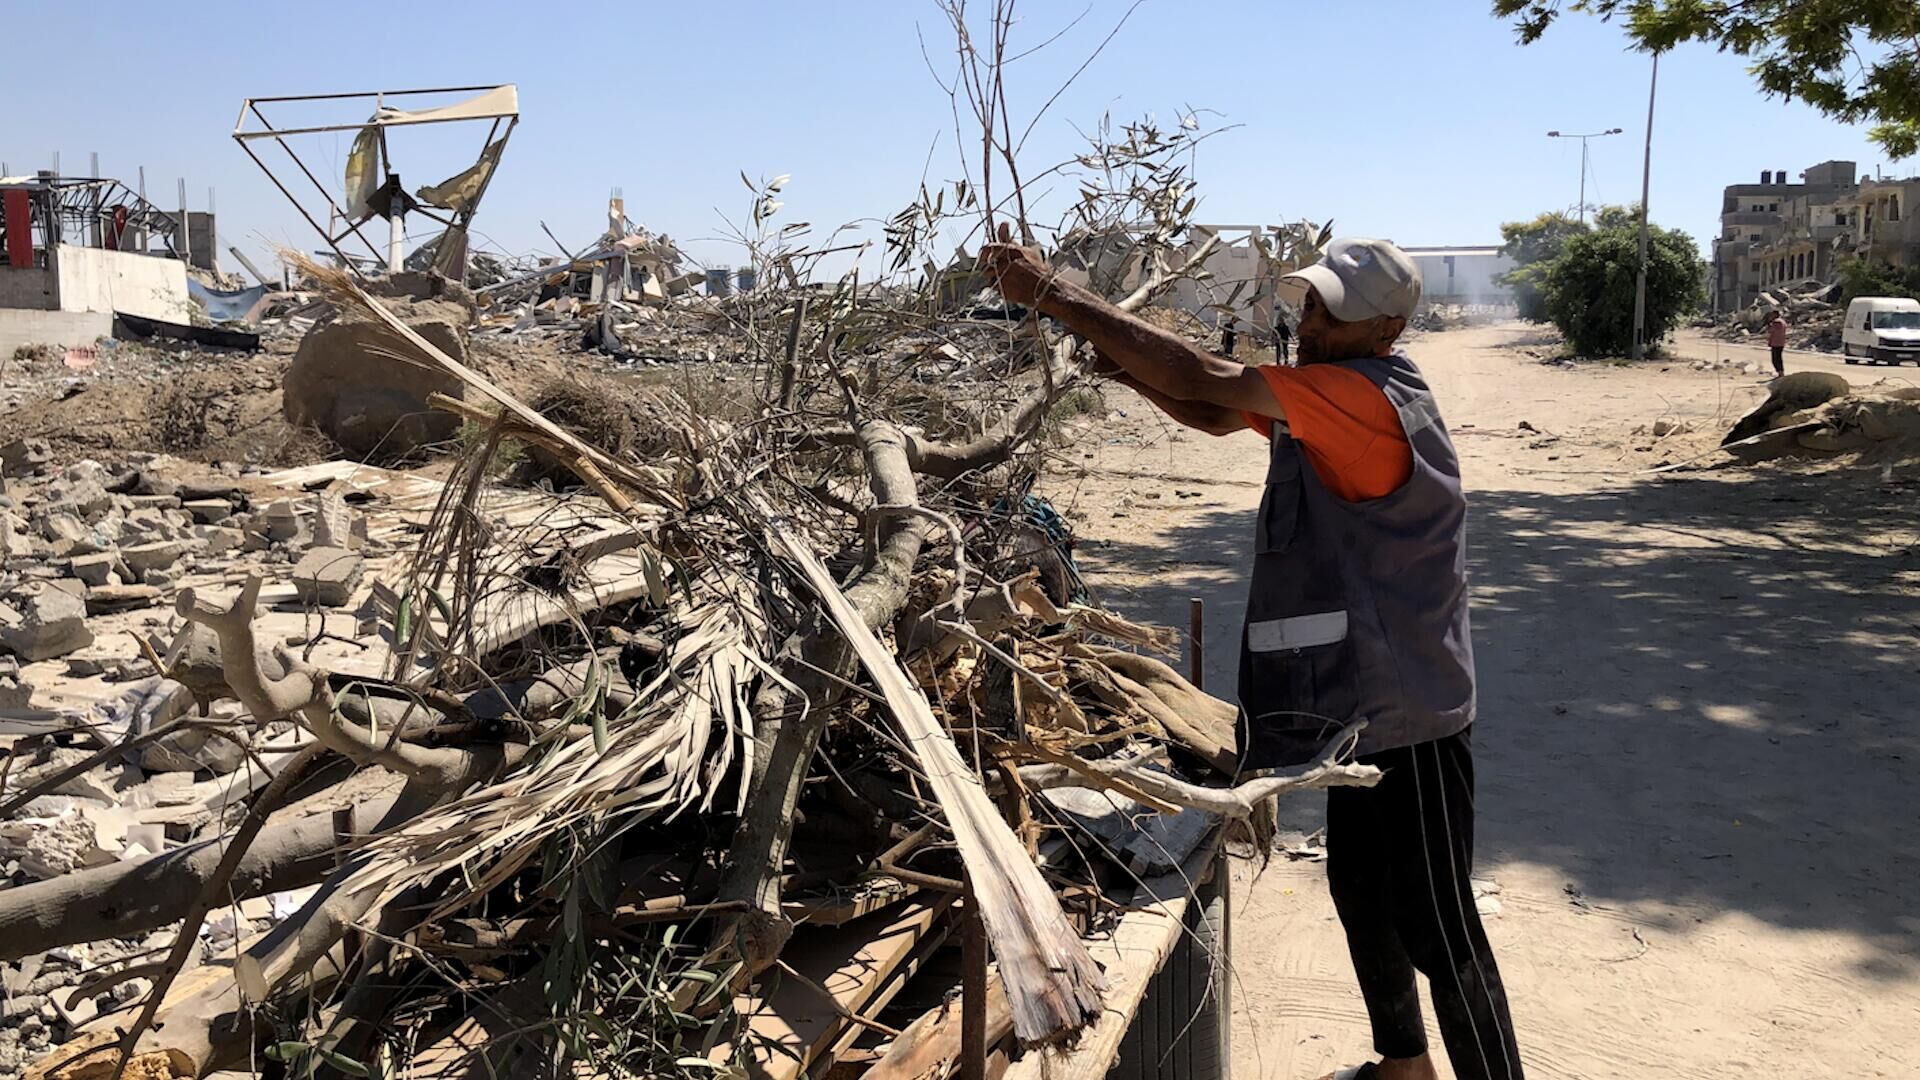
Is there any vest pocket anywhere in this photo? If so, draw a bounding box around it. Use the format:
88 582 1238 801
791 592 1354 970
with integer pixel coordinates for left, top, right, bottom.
1256 451 1303 554
1239 644 1359 768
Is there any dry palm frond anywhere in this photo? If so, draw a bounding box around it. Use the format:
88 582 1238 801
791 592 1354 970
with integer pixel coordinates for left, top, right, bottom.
348 593 766 917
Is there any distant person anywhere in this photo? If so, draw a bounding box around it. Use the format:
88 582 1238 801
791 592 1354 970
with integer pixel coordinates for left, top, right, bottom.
1222 320 1238 358
1766 309 1788 376
1276 314 1294 362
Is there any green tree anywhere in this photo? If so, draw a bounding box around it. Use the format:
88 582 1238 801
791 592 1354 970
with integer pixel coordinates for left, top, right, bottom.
1591 203 1642 230
1497 211 1588 321
1836 255 1920 304
1543 222 1706 355
1493 1 1920 158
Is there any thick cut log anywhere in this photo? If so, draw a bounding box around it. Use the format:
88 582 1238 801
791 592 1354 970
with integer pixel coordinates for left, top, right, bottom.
708 420 933 973
0 793 400 962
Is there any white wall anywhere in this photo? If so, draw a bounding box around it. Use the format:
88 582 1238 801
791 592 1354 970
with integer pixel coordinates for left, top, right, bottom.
0 309 113 353
1406 250 1516 306
1169 227 1275 331
52 246 195 324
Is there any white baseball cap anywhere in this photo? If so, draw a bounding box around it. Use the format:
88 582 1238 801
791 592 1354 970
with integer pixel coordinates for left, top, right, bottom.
1277 237 1423 323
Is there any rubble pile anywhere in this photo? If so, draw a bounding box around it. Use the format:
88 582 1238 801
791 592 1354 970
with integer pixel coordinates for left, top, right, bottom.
1722 371 1920 461
0 247 1371 1080
1715 278 1845 351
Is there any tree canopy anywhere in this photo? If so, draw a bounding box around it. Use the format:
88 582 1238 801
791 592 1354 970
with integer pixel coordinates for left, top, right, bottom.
1543 220 1707 355
1493 0 1920 157
1497 211 1588 321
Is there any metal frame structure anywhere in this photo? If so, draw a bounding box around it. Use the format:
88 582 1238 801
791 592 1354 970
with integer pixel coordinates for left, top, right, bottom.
0 175 182 268
233 84 519 279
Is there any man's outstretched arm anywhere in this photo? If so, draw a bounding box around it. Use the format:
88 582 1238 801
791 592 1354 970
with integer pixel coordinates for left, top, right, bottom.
980 229 1286 424
1104 367 1249 436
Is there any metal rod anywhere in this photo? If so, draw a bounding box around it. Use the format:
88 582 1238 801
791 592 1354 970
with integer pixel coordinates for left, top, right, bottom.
961 889 987 1080
247 101 387 264
233 114 518 141
1631 53 1660 362
1188 597 1205 690
177 178 192 266
241 84 508 106
229 246 272 286
235 139 359 274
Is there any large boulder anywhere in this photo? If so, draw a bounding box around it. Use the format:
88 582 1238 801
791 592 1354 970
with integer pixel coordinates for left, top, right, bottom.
283 296 472 459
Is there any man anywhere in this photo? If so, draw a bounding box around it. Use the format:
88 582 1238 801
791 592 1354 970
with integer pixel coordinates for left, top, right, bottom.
981 228 1523 1080
1766 308 1788 376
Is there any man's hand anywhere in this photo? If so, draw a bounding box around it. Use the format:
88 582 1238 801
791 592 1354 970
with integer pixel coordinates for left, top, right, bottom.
978 222 1052 308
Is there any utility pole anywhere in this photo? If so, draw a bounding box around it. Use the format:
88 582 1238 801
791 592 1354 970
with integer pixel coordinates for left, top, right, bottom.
1631 53 1660 362
1547 128 1623 225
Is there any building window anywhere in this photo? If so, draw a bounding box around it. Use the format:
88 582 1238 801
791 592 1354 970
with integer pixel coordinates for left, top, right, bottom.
1751 261 1760 272
1749 233 1761 241
1769 203 1779 212
1892 196 1901 222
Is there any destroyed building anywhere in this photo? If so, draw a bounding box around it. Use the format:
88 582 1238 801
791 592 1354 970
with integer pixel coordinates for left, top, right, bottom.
1709 160 1887 312
0 174 203 354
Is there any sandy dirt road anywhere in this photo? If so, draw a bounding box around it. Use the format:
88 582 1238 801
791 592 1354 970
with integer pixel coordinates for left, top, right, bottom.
1040 323 1920 1079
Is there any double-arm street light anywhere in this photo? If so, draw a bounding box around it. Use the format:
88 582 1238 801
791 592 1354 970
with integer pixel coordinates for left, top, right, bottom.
1547 127 1623 225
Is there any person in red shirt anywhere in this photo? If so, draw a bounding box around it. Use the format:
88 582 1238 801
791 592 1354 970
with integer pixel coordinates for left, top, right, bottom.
983 226 1523 1080
1766 309 1788 376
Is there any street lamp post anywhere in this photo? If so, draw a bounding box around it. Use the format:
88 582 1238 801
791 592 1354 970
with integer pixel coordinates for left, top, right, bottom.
1546 127 1623 225
1631 52 1660 362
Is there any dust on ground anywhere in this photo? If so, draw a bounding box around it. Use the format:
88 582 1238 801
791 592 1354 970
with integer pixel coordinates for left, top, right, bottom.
1043 323 1920 1079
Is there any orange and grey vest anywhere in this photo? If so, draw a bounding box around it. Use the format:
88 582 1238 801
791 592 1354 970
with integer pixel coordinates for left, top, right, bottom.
1236 353 1475 770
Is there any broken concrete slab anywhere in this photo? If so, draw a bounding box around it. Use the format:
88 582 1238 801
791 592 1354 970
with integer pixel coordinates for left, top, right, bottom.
0 437 51 478
291 546 364 606
194 524 244 555
310 490 354 550
0 585 94 661
119 540 185 581
182 499 234 524
84 583 163 614
66 553 121 587
140 722 246 775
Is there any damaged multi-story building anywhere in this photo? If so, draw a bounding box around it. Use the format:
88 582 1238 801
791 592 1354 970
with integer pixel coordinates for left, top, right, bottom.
1711 159 1920 312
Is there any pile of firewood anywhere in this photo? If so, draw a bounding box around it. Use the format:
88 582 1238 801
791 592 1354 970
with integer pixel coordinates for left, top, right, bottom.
0 242 1376 1080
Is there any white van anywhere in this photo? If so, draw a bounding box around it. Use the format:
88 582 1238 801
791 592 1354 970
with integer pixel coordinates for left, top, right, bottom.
1841 296 1920 364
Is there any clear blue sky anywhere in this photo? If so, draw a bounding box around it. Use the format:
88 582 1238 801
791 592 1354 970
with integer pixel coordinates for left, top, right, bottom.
3 1 1899 280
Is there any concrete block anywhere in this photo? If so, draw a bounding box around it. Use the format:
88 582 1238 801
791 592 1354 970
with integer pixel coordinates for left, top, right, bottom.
310 490 353 550
183 498 234 524
194 525 244 555
39 512 87 546
84 584 162 614
120 540 185 581
67 553 121 587
262 498 302 542
292 547 364 607
0 585 93 661
283 297 470 458
0 438 51 478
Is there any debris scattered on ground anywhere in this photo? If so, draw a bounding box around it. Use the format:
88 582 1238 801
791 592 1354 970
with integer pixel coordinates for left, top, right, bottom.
0 236 1382 1080
1722 371 1920 463
1713 278 1844 352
